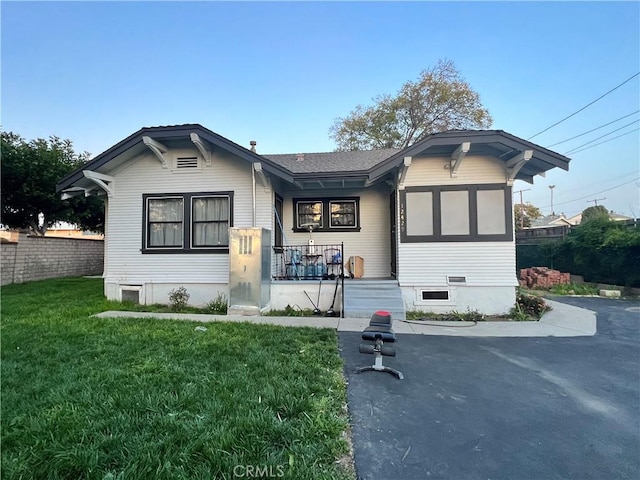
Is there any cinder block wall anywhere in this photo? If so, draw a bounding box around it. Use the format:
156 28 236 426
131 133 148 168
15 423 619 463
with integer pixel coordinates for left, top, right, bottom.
1 234 104 286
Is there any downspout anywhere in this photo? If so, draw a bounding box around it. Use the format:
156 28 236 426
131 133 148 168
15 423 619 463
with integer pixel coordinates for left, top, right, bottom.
252 163 257 227
250 141 258 228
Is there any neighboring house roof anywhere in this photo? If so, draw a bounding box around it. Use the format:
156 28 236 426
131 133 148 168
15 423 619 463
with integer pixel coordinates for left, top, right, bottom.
566 211 634 225
57 124 571 194
530 215 573 228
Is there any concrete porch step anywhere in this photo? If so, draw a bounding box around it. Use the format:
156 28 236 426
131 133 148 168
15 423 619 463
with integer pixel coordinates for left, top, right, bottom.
343 280 406 320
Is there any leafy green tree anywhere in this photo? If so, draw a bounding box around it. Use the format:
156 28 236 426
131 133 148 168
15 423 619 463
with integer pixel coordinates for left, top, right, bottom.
564 217 640 286
514 202 542 229
329 59 493 150
1 132 104 235
581 205 609 223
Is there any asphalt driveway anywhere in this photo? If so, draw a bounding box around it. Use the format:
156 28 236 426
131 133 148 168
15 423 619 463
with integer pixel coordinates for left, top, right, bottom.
339 297 640 480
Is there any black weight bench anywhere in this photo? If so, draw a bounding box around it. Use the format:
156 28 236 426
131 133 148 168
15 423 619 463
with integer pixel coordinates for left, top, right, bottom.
355 310 404 380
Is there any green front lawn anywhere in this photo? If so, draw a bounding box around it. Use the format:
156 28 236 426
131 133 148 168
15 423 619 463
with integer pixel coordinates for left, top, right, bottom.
1 278 353 480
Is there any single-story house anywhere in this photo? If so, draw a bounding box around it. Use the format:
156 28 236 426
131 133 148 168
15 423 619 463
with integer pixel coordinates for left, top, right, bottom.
566 211 634 225
56 124 570 317
515 214 574 244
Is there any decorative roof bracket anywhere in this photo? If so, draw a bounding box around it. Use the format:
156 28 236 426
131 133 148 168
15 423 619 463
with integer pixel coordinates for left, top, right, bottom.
142 136 169 169
398 156 412 190
506 150 533 183
450 142 470 177
60 187 86 200
253 162 270 191
190 133 212 166
83 170 114 196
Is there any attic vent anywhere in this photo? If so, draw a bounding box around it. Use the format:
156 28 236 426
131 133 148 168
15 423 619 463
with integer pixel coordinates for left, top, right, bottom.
447 276 467 284
176 157 199 169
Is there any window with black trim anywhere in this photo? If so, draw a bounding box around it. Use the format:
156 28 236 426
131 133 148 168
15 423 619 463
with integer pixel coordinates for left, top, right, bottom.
330 200 357 228
293 197 360 232
143 192 233 253
400 184 512 243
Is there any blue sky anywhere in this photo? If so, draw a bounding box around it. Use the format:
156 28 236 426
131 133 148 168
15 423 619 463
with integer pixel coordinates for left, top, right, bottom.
2 1 639 217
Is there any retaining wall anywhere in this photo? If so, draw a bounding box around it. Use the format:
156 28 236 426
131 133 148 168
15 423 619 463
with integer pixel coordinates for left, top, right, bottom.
1 234 104 286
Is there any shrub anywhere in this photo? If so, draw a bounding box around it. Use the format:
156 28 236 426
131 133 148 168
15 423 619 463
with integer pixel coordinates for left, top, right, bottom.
206 292 228 314
512 292 550 320
168 286 190 312
406 308 486 322
449 308 486 322
549 283 599 296
265 304 315 317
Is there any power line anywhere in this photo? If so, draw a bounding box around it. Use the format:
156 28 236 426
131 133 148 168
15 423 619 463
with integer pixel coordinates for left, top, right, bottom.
568 128 640 155
527 72 640 140
547 110 640 147
539 177 640 209
549 171 638 197
563 119 640 154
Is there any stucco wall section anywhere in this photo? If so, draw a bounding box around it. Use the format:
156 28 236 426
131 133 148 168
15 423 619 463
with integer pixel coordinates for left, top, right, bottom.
1 235 104 286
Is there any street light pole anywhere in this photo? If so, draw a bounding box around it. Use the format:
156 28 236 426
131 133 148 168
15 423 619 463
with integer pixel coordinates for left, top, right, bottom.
549 185 556 216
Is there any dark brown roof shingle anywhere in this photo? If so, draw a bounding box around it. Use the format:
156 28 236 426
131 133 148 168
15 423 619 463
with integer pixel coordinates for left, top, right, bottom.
263 149 401 174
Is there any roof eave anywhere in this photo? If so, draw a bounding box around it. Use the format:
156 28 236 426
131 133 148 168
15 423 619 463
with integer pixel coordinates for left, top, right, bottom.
57 124 295 192
366 130 570 184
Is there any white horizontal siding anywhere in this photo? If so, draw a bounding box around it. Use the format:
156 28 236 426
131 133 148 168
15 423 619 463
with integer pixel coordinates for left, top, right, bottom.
397 241 517 286
105 148 272 285
398 155 516 287
279 186 391 278
405 155 507 186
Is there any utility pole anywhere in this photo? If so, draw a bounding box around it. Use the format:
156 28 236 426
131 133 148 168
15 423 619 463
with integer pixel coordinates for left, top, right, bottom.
514 188 531 229
587 197 606 207
549 185 556 216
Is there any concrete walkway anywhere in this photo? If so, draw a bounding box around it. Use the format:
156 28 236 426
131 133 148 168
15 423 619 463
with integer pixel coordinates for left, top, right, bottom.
94 299 596 337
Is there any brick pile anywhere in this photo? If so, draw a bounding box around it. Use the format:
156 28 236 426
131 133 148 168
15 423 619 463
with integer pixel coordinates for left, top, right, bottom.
519 267 570 289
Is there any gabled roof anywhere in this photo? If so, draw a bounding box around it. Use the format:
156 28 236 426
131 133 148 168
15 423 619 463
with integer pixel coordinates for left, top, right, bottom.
56 124 294 193
57 125 570 193
530 215 573 228
368 130 570 184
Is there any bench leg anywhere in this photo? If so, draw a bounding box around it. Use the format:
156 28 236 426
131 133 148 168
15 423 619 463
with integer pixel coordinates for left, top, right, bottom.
354 352 404 380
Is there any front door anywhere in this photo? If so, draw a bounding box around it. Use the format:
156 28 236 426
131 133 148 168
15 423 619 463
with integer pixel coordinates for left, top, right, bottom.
390 191 397 278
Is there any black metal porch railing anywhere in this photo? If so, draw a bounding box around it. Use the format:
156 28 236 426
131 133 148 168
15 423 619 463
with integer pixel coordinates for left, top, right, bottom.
273 243 344 281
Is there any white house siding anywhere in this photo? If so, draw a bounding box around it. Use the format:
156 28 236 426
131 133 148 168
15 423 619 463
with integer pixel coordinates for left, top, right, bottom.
404 154 507 186
398 155 517 314
104 148 273 305
278 185 391 278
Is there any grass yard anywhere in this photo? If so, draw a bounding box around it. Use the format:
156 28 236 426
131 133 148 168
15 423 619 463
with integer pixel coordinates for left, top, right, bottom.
1 277 353 480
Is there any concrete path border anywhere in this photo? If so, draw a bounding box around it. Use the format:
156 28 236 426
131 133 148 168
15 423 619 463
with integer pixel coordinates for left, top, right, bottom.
94 299 596 337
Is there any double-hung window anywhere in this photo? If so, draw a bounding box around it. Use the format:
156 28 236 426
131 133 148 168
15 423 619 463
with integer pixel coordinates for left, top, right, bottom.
143 192 233 253
192 196 229 247
293 197 360 232
147 197 184 248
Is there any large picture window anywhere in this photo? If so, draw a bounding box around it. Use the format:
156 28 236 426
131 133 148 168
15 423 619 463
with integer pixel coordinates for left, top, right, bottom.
400 185 512 243
143 192 233 253
293 197 360 232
